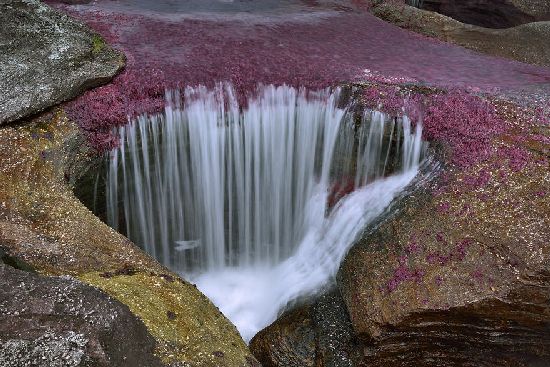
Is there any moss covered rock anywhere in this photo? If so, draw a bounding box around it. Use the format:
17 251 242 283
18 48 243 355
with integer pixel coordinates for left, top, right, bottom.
0 110 258 366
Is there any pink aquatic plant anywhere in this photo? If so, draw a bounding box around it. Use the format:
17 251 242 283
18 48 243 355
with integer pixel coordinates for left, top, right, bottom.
422 91 506 169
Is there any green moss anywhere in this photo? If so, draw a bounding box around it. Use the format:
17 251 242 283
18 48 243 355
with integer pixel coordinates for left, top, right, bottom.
80 271 255 366
91 34 106 55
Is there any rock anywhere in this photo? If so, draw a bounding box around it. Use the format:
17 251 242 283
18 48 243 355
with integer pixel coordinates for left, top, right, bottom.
370 2 550 67
254 154 550 365
250 305 317 367
338 91 550 363
419 0 550 28
0 109 258 366
509 0 550 20
250 291 359 367
0 0 124 125
251 82 550 365
0 263 164 367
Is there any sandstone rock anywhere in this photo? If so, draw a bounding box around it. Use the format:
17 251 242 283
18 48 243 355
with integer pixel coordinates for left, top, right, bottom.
0 109 259 366
336 89 550 364
251 83 550 365
420 0 550 28
371 2 550 67
0 0 124 125
254 286 550 366
0 263 164 367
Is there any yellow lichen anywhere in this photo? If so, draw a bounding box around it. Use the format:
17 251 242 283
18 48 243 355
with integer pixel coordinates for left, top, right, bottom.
0 110 256 366
79 272 253 366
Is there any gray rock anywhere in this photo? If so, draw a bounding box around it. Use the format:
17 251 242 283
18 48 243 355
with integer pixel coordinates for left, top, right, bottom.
0 263 164 367
0 0 124 125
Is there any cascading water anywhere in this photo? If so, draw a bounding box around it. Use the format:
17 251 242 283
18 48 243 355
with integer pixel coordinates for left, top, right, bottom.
104 84 425 341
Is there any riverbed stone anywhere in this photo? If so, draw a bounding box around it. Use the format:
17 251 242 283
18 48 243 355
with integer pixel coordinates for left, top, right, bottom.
0 263 164 367
370 2 550 67
0 0 124 125
419 0 550 28
251 291 359 367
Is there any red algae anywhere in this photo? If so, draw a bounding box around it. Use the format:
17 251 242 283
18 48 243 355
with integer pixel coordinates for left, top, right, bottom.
46 0 550 152
422 92 506 168
386 254 425 293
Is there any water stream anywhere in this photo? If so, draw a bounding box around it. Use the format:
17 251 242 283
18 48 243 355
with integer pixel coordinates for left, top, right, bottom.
104 84 425 341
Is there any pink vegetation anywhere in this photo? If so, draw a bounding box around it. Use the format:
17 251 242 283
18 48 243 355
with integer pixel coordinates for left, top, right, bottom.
47 1 550 152
423 92 506 168
386 254 425 293
362 87 507 169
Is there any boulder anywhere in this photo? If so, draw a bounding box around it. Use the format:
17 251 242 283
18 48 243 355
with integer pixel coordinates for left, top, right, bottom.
251 84 550 365
0 0 124 125
250 291 359 367
420 0 550 28
0 263 164 367
371 2 550 67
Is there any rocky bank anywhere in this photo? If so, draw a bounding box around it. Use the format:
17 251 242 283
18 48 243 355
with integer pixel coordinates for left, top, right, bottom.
251 2 550 366
0 1 257 366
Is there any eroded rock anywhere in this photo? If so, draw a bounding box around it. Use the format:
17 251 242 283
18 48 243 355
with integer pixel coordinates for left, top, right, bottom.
0 0 124 125
0 263 164 367
371 2 550 67
250 291 359 367
420 0 550 28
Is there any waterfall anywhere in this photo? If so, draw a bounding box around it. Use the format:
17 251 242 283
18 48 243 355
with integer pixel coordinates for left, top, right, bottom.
105 84 425 340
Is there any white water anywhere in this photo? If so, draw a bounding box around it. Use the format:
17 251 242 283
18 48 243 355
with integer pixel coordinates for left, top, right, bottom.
105 84 425 341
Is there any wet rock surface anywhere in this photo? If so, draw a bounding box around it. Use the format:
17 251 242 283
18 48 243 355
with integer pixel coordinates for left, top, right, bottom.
0 0 124 125
250 291 359 367
251 80 550 365
0 109 258 366
371 2 550 67
0 263 164 367
46 0 550 151
420 0 550 28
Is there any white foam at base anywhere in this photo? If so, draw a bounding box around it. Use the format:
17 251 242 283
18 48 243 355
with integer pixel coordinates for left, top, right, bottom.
189 170 417 341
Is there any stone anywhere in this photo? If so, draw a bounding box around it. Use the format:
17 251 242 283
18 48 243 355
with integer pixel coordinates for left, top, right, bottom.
0 0 124 125
251 291 359 367
251 79 550 365
0 109 259 366
420 0 550 28
335 86 550 364
0 263 164 367
370 2 550 67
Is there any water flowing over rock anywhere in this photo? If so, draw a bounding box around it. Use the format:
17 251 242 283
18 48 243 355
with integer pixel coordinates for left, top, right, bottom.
0 106 257 366
0 0 124 125
102 84 425 340
250 83 550 365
